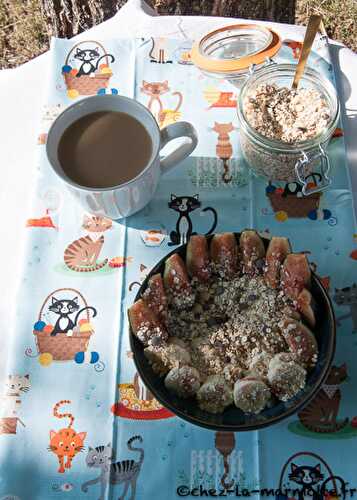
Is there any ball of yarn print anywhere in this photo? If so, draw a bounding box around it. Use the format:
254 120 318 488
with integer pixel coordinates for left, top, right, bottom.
67 89 79 99
78 319 88 326
43 324 54 334
308 208 332 221
74 351 99 364
39 352 53 366
70 68 78 76
34 320 46 331
62 65 72 73
79 322 94 333
97 87 118 96
275 210 288 222
99 63 108 70
100 67 112 75
265 184 276 194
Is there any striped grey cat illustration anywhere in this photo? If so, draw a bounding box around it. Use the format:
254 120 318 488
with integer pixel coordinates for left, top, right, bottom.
334 284 357 331
81 435 144 500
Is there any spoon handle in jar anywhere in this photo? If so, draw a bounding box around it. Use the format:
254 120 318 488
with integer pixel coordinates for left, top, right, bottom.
292 14 322 90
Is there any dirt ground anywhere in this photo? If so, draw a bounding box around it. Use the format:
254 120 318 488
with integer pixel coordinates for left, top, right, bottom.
0 0 356 69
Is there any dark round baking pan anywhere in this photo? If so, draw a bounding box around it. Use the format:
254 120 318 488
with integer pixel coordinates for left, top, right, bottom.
129 232 336 431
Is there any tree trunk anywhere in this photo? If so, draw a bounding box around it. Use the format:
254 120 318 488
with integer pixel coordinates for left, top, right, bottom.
40 0 128 38
40 0 295 39
156 0 295 23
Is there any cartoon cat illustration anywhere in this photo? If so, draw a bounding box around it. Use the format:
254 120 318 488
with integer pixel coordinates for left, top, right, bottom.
38 104 65 144
64 215 112 272
333 284 357 331
0 375 30 433
74 47 115 77
149 37 172 64
279 452 348 500
81 436 144 500
168 194 218 246
129 263 148 292
298 364 348 433
215 431 235 490
48 400 86 473
212 122 236 183
141 80 182 128
48 296 97 336
288 463 324 500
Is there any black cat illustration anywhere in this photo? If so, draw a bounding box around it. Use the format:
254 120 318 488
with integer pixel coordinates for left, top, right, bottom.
74 47 115 77
149 37 172 64
49 296 97 336
289 463 324 500
278 452 350 500
282 173 322 197
334 284 357 331
168 194 218 246
288 463 347 500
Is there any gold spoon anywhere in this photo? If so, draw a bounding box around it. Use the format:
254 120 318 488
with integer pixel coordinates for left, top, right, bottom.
292 14 322 89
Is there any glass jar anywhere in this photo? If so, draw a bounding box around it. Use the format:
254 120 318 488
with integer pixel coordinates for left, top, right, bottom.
191 24 282 87
237 63 340 194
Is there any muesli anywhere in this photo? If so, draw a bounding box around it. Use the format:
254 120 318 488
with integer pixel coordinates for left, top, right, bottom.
129 231 318 415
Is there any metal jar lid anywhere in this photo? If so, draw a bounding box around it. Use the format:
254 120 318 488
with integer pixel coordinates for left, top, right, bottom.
191 24 282 80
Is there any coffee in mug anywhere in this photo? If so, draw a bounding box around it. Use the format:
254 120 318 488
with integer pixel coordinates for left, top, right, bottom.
46 95 198 219
58 111 153 189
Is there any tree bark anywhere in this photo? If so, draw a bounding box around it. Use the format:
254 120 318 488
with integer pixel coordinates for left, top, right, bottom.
155 0 295 22
40 0 129 38
41 0 295 39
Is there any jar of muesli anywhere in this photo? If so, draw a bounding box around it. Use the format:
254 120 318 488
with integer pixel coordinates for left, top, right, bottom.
237 63 340 194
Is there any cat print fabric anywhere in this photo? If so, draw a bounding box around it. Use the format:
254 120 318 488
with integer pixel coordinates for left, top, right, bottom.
149 38 173 64
81 436 144 499
73 47 115 77
0 375 30 434
277 451 351 500
297 364 349 433
141 80 183 128
2 30 357 500
61 41 117 99
48 296 97 336
334 284 357 331
63 215 112 272
168 194 218 245
49 400 87 473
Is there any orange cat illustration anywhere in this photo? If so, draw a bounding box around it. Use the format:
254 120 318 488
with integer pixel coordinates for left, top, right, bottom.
141 80 182 128
212 122 236 183
49 400 86 473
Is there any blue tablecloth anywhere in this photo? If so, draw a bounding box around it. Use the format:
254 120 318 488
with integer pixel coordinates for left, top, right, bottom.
1 32 357 500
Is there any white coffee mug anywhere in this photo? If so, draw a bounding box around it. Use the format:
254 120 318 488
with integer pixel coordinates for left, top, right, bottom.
46 95 198 219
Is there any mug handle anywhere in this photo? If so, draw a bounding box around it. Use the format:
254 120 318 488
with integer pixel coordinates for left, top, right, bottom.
159 122 198 174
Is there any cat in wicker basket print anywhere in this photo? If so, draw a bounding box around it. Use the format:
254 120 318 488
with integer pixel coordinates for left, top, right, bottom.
73 47 115 77
48 296 97 336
